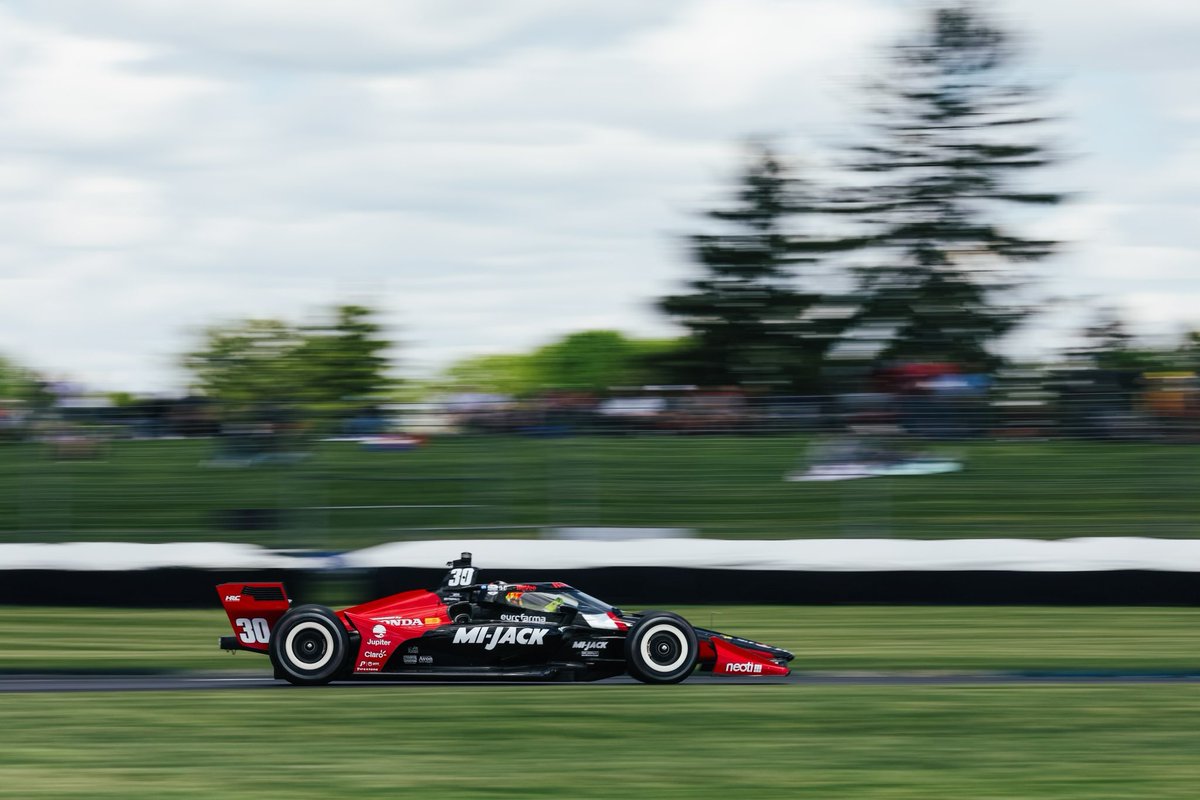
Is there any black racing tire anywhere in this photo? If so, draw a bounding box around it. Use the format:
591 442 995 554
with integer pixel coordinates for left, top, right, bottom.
624 611 698 684
269 604 350 686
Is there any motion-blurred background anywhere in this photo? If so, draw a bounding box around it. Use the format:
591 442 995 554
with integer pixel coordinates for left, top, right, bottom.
2 362 1199 547
1 0 1197 549
2 2 1199 798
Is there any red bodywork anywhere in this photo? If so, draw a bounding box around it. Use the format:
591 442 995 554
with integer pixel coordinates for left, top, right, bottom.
338 590 450 674
707 636 791 676
216 582 291 653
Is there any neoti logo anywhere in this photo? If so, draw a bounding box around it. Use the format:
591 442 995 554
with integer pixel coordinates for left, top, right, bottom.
726 662 763 674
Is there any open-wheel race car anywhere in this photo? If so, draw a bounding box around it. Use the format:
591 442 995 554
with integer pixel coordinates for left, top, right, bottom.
217 553 793 685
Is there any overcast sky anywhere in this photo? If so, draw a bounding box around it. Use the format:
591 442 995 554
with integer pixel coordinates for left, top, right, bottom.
0 0 1197 392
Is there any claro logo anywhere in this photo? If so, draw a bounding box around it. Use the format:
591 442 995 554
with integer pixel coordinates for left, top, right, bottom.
453 626 548 651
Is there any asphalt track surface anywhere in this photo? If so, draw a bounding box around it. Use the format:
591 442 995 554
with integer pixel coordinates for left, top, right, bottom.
5 671 1200 693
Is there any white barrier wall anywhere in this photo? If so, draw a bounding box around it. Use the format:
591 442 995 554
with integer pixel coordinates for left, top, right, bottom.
7 538 1200 572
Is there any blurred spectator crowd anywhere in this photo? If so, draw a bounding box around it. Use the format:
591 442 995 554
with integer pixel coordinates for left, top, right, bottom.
436 366 1200 441
6 362 1197 448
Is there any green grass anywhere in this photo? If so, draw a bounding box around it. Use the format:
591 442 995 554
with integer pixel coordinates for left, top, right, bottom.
4 606 1199 674
6 605 1200 798
3 685 1200 798
2 436 1198 547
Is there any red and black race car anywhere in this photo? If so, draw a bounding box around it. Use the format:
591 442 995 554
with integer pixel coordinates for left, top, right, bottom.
217 552 792 685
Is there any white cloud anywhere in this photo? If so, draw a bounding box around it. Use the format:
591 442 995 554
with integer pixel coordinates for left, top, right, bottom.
0 0 1197 390
626 0 901 111
0 12 218 150
1005 0 1200 71
16 1 682 73
32 176 167 247
1121 291 1200 342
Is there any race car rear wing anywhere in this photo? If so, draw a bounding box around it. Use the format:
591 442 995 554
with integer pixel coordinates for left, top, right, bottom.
216 582 291 653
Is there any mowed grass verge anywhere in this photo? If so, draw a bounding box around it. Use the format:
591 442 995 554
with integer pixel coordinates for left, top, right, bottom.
3 605 1199 673
2 436 1198 545
3 685 1200 799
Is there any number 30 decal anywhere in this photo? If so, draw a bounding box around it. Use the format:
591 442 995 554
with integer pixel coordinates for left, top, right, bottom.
447 567 476 587
235 617 271 644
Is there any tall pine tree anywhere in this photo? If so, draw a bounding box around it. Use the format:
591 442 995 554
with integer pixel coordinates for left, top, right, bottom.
658 144 844 392
839 3 1063 368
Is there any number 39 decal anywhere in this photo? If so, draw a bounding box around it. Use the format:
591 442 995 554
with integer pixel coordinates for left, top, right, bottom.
447 567 476 587
235 617 271 644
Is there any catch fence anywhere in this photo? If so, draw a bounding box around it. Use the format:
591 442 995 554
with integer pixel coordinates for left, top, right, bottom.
1 390 1196 548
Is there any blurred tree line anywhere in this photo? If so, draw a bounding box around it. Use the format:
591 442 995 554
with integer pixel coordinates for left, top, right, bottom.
0 355 51 416
438 331 680 396
1069 309 1200 373
183 304 392 430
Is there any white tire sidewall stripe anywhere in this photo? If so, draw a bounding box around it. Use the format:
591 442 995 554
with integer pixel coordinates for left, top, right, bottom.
284 620 335 671
638 622 689 673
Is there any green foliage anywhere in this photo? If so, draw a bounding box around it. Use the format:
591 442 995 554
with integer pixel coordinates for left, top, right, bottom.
531 330 633 391
528 330 680 391
183 318 304 411
182 304 393 422
440 353 541 396
293 304 394 415
0 355 19 398
106 391 139 408
0 354 44 406
838 3 1064 367
438 331 684 395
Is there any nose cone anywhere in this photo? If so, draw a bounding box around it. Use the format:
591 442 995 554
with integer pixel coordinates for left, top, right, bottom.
710 636 792 676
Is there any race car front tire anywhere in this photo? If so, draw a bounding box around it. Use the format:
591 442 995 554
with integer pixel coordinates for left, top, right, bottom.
625 611 698 684
269 604 350 685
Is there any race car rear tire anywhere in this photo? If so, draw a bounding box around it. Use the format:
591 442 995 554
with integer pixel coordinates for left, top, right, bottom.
269 604 350 686
625 611 698 684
